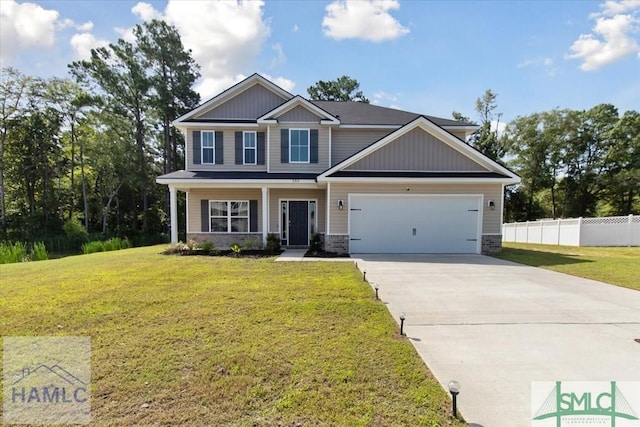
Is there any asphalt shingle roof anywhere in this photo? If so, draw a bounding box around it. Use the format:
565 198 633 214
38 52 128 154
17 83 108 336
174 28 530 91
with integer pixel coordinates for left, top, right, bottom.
310 101 474 127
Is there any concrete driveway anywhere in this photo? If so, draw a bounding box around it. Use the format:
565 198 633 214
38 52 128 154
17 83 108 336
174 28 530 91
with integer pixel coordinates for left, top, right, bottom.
355 254 640 426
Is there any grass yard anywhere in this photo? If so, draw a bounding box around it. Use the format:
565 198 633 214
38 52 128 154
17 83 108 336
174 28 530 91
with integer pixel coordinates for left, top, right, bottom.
0 246 463 426
495 243 640 290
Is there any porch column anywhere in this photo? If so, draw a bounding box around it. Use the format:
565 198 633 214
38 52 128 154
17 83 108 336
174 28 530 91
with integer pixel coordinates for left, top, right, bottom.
262 186 268 244
169 186 178 243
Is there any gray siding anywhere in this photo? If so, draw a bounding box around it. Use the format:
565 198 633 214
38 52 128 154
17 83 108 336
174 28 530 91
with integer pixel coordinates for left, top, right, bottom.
268 189 326 234
269 124 329 173
187 188 264 233
276 106 322 122
331 129 391 166
328 183 502 235
345 128 488 172
187 128 267 172
197 84 288 120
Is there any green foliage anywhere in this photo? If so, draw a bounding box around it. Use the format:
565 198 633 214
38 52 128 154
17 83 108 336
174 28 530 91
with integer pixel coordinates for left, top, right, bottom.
198 241 214 252
0 242 27 264
82 237 131 254
0 241 48 263
241 237 256 250
266 233 281 252
63 218 87 238
230 243 242 256
309 233 323 254
307 75 369 103
30 242 48 261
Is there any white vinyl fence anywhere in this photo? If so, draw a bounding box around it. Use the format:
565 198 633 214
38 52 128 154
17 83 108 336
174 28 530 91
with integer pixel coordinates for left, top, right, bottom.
502 215 640 247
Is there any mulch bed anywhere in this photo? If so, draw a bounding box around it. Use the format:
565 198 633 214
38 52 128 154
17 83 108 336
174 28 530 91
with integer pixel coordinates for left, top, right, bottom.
304 250 351 258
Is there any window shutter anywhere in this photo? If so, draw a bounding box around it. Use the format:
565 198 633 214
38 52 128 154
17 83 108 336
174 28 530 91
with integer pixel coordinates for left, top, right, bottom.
249 200 258 232
235 132 243 164
193 131 201 165
215 131 224 165
310 129 319 164
257 132 265 165
280 129 289 163
201 200 209 232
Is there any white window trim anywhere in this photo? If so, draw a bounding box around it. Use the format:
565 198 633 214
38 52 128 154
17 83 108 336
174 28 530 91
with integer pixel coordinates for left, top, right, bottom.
289 128 310 164
243 131 257 165
209 200 249 233
201 130 215 164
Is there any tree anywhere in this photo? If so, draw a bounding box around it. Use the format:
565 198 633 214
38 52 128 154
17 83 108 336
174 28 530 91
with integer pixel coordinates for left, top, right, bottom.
307 76 369 103
468 89 504 161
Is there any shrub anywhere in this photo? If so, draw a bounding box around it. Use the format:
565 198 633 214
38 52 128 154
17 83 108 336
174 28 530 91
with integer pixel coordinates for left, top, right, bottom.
186 239 198 251
163 242 188 254
82 237 131 254
242 237 255 250
266 234 281 252
309 233 323 254
63 218 87 239
198 241 214 252
0 242 27 264
30 242 48 261
230 243 242 256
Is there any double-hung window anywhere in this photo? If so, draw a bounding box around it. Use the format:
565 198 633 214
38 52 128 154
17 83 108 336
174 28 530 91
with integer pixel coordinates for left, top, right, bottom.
243 131 256 165
202 131 215 164
210 201 249 233
290 129 310 163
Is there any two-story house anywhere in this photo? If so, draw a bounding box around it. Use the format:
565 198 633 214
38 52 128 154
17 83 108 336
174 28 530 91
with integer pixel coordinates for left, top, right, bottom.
156 74 520 254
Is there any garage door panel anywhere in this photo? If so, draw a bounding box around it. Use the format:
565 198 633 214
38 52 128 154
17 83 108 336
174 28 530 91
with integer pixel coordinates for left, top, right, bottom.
350 195 480 254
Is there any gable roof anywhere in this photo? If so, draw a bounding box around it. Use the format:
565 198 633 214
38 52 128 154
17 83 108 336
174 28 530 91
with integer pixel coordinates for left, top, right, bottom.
173 73 292 125
258 95 340 124
318 116 520 184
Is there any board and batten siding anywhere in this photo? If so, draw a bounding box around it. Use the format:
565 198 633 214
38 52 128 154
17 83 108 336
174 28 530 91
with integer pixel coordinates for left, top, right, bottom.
330 129 391 166
267 189 326 234
186 128 267 171
276 106 323 122
187 188 264 233
328 183 502 235
269 124 329 173
345 128 487 172
196 84 288 120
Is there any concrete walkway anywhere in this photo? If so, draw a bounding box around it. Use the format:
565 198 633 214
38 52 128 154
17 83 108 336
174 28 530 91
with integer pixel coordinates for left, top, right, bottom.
355 254 640 426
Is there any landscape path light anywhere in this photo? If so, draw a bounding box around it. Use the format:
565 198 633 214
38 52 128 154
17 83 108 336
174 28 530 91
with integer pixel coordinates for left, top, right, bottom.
399 312 406 336
448 380 461 418
373 283 379 300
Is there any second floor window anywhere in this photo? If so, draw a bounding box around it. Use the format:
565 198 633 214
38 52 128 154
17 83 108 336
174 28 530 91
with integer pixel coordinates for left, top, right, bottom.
244 132 256 165
202 131 215 164
290 129 309 163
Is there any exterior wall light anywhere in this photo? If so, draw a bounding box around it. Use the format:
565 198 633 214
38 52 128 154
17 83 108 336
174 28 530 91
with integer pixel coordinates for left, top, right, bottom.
488 200 495 210
399 312 406 336
338 200 344 210
448 380 461 418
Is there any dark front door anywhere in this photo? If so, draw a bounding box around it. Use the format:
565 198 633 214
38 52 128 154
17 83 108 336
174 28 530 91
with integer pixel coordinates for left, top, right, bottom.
288 201 309 246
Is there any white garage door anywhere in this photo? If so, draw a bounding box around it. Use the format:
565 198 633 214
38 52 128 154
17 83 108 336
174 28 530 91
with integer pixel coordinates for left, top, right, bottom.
349 195 481 254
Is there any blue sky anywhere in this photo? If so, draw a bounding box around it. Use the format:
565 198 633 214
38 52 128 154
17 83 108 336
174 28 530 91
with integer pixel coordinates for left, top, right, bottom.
1 0 639 125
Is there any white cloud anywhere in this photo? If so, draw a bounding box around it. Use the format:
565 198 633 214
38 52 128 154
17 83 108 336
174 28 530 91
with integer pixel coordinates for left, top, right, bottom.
322 0 409 42
114 26 136 44
491 120 507 138
598 0 640 16
132 2 162 21
70 32 109 60
568 0 640 70
76 21 94 32
292 24 299 32
371 91 398 105
270 43 286 67
516 57 557 76
0 0 59 66
261 73 295 93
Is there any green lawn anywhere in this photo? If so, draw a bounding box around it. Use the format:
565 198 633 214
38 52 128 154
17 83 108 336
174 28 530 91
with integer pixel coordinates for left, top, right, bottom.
0 246 462 426
495 243 640 290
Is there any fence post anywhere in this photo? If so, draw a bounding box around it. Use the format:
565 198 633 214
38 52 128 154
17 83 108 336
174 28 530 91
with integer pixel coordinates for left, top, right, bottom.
577 217 583 247
629 214 633 247
557 219 561 245
526 221 530 244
